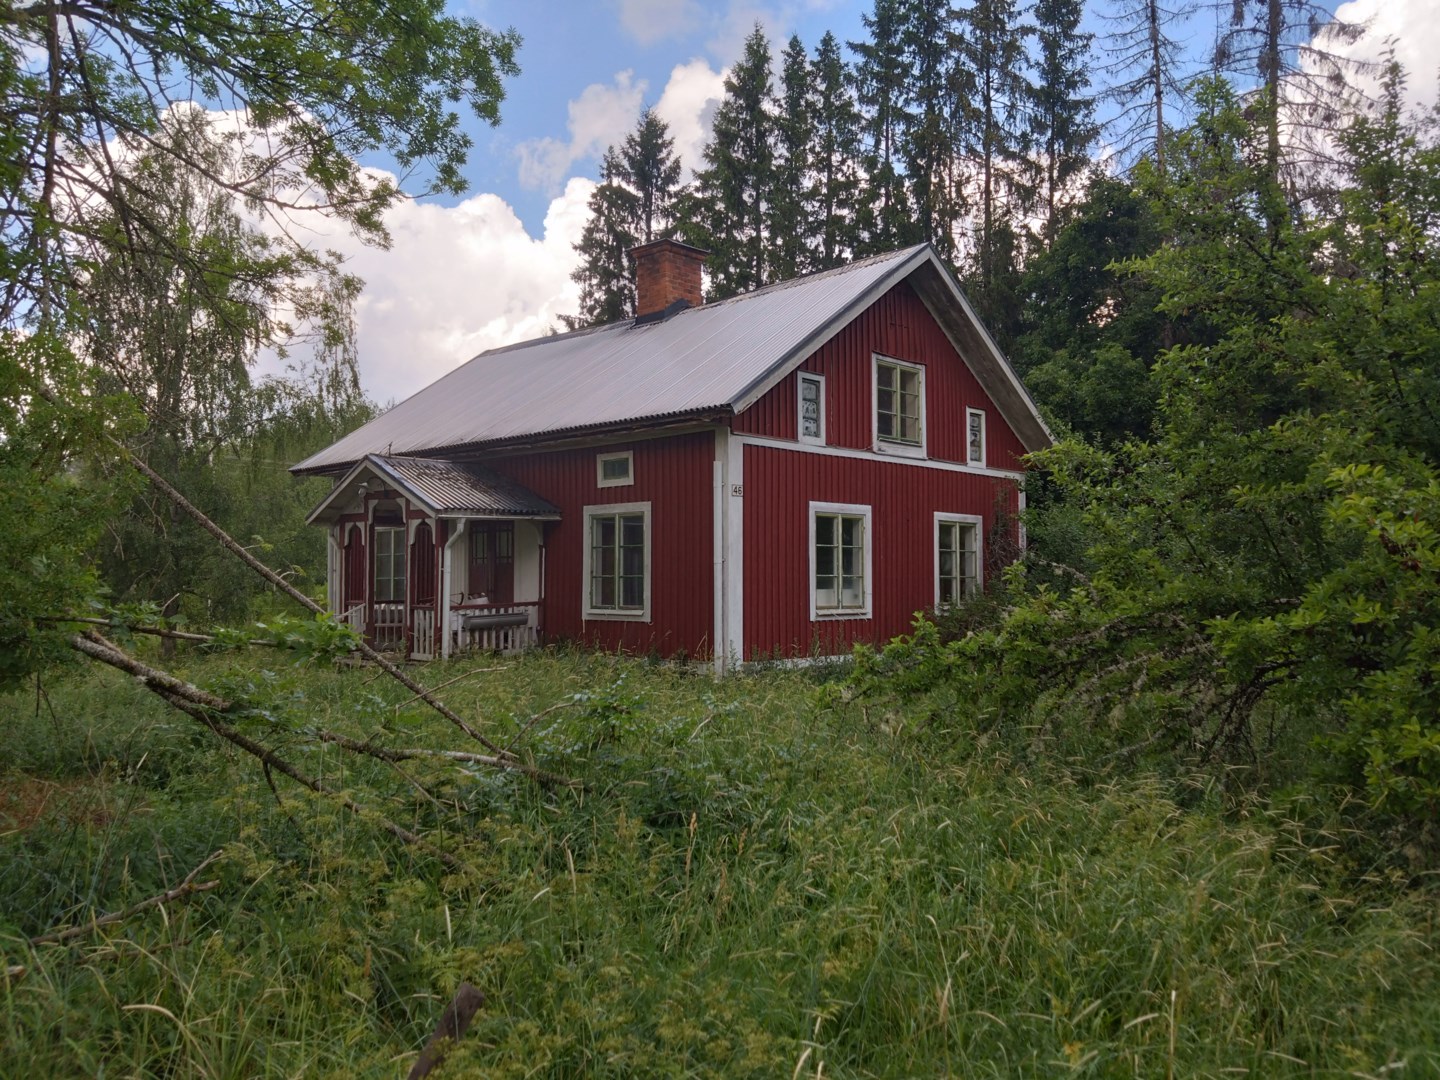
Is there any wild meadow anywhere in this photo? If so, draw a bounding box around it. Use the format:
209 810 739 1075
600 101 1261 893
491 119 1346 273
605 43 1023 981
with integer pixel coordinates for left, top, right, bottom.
2 648 1436 1078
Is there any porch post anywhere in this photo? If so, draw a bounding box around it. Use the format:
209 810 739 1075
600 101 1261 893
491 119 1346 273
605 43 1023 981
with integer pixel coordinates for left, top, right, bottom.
440 519 467 660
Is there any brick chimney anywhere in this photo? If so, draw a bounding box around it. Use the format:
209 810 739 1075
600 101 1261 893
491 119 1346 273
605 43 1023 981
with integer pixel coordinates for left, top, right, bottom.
631 238 707 320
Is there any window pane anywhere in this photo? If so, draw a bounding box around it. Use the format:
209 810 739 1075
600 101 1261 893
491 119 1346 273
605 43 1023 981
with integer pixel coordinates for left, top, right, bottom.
601 455 630 481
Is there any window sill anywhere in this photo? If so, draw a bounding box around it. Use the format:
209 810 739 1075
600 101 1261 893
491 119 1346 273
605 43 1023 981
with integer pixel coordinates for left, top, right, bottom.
874 440 926 459
812 609 872 621
583 608 652 623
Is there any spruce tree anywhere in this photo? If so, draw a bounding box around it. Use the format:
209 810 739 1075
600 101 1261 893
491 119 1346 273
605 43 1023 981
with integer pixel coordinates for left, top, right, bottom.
1030 0 1098 242
850 0 915 254
772 35 816 281
900 0 964 260
566 149 639 329
1212 0 1370 192
621 107 683 243
690 24 777 299
1100 0 1195 174
808 32 865 269
954 0 1033 326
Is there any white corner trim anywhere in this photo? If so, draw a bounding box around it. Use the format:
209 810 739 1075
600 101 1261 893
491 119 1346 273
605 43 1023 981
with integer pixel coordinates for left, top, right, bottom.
733 433 1024 481
809 500 873 621
581 500 652 622
724 431 744 665
933 512 984 609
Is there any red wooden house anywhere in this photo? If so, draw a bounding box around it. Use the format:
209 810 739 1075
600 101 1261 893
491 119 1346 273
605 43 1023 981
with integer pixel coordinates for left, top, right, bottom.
292 240 1051 671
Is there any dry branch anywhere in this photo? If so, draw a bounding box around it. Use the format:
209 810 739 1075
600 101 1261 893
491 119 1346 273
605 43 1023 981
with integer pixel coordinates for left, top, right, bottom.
30 850 223 946
110 435 517 763
316 730 579 788
407 983 486 1080
69 630 463 868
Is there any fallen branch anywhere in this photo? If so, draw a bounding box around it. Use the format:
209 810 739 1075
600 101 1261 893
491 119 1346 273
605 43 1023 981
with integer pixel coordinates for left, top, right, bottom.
392 665 506 712
111 438 517 762
407 983 486 1080
30 850 223 946
70 631 463 868
315 730 579 789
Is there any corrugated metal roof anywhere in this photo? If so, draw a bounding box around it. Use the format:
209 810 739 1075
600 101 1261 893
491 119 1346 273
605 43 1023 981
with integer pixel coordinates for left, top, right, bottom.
292 246 930 473
371 456 560 516
305 454 560 524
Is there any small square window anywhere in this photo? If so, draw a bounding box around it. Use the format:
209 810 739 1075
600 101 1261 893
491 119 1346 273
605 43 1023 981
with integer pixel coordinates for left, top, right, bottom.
597 450 634 488
798 372 825 444
966 409 986 467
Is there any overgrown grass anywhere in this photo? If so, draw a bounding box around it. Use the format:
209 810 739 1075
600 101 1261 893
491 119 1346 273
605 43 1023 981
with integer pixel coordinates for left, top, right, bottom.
2 649 1436 1077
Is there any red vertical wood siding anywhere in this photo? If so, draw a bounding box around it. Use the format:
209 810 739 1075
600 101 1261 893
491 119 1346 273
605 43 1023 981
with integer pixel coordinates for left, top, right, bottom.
742 443 1020 659
491 432 715 657
732 281 1029 471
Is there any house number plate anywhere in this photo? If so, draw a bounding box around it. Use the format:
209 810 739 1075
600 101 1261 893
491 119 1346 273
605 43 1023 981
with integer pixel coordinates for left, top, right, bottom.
730 484 744 497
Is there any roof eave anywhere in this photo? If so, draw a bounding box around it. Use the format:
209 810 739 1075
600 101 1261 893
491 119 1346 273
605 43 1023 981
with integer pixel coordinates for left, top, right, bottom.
290 409 731 478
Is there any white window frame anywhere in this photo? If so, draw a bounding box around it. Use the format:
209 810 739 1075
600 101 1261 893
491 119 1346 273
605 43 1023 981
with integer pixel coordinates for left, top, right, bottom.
809 501 873 621
797 371 826 445
596 450 634 488
872 354 927 459
965 408 987 467
934 512 984 609
373 525 406 603
582 501 652 622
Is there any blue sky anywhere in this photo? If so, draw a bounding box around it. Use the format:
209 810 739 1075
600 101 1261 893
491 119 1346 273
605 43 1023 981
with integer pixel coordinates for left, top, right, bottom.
298 0 1417 404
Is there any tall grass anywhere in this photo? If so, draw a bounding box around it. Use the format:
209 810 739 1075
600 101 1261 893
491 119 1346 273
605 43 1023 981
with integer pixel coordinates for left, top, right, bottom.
2 650 1436 1077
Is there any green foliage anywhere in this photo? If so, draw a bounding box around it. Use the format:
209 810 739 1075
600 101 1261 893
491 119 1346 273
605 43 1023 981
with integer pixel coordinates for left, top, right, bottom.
0 335 137 684
858 75 1440 830
3 653 1438 1076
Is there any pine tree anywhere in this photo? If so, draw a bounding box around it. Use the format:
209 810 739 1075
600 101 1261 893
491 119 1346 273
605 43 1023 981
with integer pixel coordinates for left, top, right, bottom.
1030 0 1098 242
900 0 964 259
566 149 639 329
954 0 1033 324
850 0 915 254
1100 0 1195 175
621 107 683 243
771 35 816 281
690 24 777 299
808 32 865 269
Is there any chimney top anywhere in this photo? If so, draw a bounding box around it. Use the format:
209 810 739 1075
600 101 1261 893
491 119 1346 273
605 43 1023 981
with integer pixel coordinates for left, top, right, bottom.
631 238 708 322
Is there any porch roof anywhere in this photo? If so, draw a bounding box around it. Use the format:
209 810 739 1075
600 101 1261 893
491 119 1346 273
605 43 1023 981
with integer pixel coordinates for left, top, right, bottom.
306 454 561 525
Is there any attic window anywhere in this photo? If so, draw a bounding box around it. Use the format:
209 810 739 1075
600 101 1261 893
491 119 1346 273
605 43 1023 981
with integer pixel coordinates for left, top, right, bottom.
874 355 926 457
597 450 634 488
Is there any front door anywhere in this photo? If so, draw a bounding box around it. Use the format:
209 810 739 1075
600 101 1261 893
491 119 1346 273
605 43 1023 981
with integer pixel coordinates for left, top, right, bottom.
468 522 514 604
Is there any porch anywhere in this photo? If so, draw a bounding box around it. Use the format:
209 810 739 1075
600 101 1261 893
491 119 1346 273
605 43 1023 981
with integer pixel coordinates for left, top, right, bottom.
311 454 562 661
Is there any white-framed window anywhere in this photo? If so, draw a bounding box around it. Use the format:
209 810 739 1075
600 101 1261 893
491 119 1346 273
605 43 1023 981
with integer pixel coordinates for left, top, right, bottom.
596 450 634 488
966 408 986 467
873 354 926 457
583 501 651 621
373 526 406 603
797 371 826 445
810 501 872 620
935 513 983 608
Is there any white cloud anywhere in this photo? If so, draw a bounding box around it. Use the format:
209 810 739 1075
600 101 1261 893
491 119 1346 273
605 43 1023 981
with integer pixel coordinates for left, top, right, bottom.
515 71 647 191
654 59 728 176
614 0 704 46
323 177 593 404
1331 0 1440 110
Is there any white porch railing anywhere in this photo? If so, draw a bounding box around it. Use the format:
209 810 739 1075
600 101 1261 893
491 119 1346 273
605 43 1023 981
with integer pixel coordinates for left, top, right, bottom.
373 601 405 651
451 602 540 655
340 604 365 632
410 606 436 661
